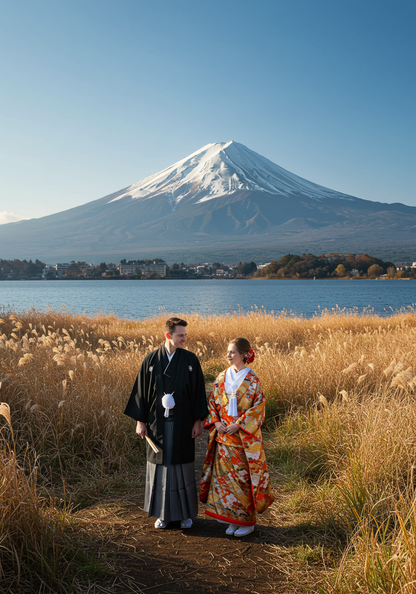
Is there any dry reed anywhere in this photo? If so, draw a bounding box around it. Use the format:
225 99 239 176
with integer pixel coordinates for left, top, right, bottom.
0 405 93 592
269 391 416 593
2 306 416 591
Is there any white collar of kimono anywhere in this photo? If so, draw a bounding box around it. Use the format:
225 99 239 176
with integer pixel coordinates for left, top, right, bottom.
166 349 176 363
225 366 250 394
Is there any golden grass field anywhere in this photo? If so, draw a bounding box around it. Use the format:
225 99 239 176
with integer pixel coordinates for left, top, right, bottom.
2 307 416 592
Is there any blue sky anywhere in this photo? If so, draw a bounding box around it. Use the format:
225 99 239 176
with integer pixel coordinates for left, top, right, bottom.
1 0 415 223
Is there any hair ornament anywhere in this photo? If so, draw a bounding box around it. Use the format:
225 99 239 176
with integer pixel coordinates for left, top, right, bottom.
245 349 255 364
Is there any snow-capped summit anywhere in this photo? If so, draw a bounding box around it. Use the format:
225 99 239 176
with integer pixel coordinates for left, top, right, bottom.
109 141 353 211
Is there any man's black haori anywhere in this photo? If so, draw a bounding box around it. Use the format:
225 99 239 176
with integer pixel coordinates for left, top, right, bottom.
124 344 207 464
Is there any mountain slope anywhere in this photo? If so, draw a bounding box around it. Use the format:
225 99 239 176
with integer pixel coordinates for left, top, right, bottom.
107 141 355 209
0 141 415 262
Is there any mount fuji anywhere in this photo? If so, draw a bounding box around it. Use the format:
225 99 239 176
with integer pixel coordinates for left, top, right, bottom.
108 141 354 209
1 141 415 262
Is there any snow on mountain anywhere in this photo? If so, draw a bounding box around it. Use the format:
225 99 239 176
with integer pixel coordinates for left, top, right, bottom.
109 141 355 211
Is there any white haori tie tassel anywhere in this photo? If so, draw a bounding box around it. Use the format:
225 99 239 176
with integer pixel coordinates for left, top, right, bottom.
162 392 175 417
228 392 238 417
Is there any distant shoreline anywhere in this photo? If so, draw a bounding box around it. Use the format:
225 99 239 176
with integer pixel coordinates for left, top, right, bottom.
1 277 413 282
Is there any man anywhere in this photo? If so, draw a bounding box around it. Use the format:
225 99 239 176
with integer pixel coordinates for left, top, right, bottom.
124 317 208 529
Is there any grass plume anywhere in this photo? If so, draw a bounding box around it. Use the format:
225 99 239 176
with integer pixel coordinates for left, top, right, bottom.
1 306 416 591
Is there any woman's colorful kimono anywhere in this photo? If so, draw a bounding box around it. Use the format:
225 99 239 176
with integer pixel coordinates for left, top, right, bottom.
200 369 274 526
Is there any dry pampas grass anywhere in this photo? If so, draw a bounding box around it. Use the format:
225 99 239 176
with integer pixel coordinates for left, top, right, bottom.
1 305 416 591
0 404 88 592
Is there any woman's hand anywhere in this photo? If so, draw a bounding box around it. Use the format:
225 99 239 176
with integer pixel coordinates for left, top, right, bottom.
225 423 240 435
215 421 227 434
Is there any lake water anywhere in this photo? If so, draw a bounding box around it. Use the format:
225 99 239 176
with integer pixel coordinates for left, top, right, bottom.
1 279 415 320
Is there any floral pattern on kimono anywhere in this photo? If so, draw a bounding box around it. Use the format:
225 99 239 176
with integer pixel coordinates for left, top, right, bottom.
200 370 274 525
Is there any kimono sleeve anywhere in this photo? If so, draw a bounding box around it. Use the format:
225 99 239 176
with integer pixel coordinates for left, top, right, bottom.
203 382 221 429
235 377 266 437
123 357 150 422
192 355 209 421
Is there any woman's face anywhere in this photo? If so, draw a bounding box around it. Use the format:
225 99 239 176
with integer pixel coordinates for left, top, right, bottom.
227 343 245 369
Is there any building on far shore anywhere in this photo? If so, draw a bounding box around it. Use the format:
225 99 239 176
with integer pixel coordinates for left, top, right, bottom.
42 263 70 278
42 262 94 278
118 259 167 277
256 263 271 270
394 261 416 271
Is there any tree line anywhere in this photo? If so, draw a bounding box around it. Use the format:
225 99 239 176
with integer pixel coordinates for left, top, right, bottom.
0 259 45 279
257 253 400 279
1 253 415 280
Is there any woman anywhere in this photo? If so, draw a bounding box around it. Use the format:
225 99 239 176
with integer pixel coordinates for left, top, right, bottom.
200 338 274 536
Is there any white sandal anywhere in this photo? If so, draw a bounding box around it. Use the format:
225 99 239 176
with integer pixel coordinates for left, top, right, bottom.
225 524 239 535
234 525 254 537
154 518 168 529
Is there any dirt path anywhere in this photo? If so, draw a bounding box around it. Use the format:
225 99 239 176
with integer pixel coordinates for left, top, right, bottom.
97 439 285 593
77 436 323 594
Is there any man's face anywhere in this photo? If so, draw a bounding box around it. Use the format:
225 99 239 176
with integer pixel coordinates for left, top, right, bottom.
167 325 187 349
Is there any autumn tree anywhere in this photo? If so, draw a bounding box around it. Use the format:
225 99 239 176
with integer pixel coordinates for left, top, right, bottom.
367 264 384 278
335 264 346 277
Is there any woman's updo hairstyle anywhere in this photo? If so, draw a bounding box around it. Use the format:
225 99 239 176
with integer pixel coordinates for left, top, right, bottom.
230 337 255 364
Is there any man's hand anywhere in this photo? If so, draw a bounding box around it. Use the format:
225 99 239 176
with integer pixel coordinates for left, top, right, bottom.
192 419 202 438
136 421 148 439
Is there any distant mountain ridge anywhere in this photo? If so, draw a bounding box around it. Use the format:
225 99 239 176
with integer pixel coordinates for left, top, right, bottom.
1 141 415 263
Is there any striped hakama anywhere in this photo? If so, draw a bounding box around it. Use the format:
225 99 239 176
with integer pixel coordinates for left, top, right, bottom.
144 417 198 522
